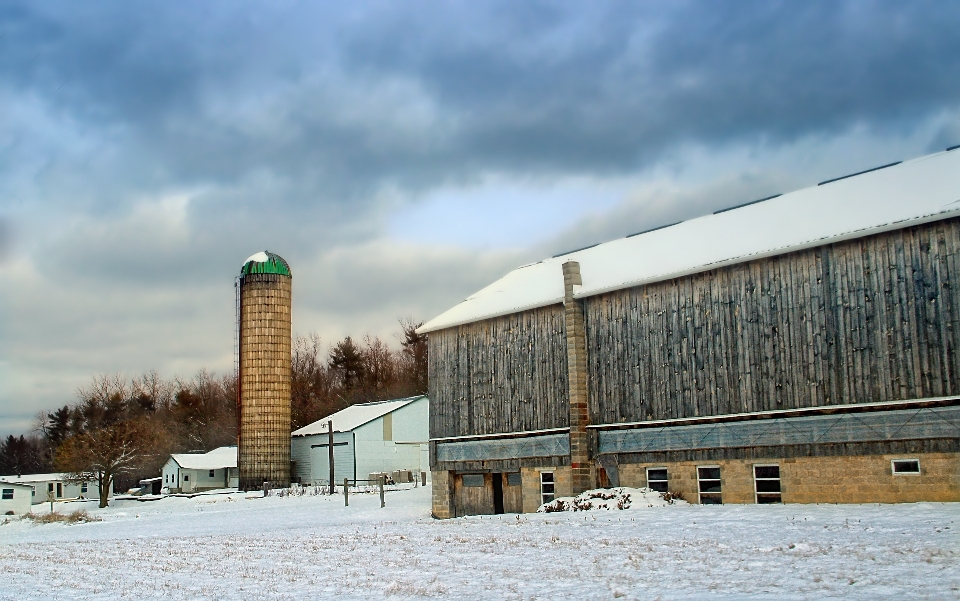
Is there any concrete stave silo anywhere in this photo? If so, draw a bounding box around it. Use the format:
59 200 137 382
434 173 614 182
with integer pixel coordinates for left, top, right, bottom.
237 251 292 490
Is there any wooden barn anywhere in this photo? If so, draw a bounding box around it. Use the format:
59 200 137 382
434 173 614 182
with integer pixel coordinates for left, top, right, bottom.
420 148 960 518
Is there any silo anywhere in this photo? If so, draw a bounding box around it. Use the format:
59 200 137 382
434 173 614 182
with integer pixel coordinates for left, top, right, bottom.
237 251 292 490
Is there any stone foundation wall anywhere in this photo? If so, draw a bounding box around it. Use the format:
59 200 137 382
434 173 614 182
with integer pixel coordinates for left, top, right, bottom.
520 465 572 513
431 470 454 519
618 452 960 504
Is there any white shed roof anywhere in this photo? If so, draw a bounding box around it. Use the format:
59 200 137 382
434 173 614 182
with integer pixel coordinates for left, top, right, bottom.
420 149 960 333
0 482 34 489
0 473 91 484
291 396 426 437
170 446 238 471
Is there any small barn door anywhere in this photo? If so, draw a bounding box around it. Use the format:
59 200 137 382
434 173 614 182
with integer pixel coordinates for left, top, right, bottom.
454 473 494 516
502 472 523 514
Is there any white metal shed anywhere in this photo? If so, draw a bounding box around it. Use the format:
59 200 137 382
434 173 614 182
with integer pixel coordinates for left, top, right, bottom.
291 395 429 485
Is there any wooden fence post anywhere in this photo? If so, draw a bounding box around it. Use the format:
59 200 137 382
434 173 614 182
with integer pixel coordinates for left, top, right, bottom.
379 475 385 508
344 478 349 506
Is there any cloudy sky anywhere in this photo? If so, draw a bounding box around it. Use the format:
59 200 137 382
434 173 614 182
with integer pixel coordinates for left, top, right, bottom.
2 1 960 435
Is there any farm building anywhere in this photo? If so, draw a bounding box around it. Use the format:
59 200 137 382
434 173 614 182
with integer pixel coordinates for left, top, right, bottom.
291 396 429 485
420 148 960 518
0 483 34 515
0 473 108 505
161 446 239 493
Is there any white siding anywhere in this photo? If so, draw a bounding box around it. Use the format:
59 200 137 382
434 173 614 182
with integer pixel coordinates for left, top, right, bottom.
0 484 33 515
291 435 313 483
354 398 429 481
308 432 355 484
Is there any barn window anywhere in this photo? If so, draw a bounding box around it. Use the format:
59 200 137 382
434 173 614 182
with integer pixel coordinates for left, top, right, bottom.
462 474 484 487
81 483 88 494
646 467 669 493
506 473 522 486
753 465 781 504
209 469 216 478
540 472 555 505
891 459 920 475
183 475 189 482
1 489 13 500
697 466 722 504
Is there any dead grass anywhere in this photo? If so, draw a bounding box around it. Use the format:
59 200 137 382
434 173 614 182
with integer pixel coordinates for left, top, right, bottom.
23 510 101 524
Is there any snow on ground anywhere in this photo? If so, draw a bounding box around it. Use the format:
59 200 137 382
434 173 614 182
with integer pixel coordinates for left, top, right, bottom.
0 485 957 600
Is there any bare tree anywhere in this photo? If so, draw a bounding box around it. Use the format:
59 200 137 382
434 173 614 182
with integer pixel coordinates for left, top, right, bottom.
55 419 161 508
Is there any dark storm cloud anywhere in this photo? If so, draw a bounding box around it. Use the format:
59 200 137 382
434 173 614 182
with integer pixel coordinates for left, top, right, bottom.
3 1 959 214
339 1 960 172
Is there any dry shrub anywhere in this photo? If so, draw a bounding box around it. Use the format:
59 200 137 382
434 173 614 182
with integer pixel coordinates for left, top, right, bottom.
541 499 568 513
661 490 685 503
25 509 101 524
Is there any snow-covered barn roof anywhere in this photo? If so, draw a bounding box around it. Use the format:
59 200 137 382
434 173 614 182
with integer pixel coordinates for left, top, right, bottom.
170 446 237 471
420 148 960 333
0 473 94 484
291 395 426 437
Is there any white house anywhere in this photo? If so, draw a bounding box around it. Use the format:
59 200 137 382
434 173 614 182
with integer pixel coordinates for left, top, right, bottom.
162 446 238 493
0 482 34 515
0 473 108 505
291 395 429 485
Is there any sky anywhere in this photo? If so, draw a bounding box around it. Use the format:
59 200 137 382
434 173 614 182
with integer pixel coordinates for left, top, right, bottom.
2 1 960 436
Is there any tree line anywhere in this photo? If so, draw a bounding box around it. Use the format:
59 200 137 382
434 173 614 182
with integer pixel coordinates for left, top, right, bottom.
0 321 427 506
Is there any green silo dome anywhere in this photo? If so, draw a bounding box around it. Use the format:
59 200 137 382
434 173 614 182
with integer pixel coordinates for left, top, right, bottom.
240 251 291 277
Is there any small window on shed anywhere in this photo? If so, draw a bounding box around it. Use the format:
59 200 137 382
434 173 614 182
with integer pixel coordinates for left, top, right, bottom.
540 472 555 505
462 474 484 487
81 483 88 494
891 459 920 475
754 465 781 504
506 473 522 487
183 474 189 482
209 469 216 478
697 466 722 505
1 489 13 500
646 467 669 493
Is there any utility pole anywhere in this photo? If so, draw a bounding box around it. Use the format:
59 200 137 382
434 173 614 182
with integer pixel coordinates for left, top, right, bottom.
328 420 335 495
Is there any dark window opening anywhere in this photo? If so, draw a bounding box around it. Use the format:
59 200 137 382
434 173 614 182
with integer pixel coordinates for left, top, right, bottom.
540 472 555 505
892 459 920 475
646 467 668 493
698 467 722 504
462 474 484 487
754 465 782 504
1 489 13 500
506 472 522 487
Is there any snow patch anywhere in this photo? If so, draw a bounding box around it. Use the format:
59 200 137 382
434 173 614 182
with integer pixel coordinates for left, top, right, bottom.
538 487 688 512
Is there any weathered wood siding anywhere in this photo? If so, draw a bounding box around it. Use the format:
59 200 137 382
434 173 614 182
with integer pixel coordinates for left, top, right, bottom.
585 219 960 423
429 305 569 439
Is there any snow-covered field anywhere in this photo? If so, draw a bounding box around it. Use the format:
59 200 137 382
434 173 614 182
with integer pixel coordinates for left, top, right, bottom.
0 485 957 600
